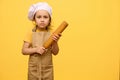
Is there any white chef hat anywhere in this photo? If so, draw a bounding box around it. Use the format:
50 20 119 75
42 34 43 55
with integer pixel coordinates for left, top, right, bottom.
28 2 52 21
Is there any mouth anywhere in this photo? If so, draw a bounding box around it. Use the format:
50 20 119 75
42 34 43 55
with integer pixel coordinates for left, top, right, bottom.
40 23 45 26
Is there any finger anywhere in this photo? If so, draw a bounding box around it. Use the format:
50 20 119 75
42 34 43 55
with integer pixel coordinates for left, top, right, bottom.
39 52 42 55
52 35 58 40
41 47 45 50
58 33 62 37
55 34 59 37
45 49 48 52
40 50 44 55
52 33 59 38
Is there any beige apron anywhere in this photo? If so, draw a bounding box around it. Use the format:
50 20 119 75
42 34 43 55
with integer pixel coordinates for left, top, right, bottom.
28 31 53 80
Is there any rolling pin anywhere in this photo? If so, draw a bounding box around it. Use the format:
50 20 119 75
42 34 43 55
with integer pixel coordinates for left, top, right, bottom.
43 21 68 48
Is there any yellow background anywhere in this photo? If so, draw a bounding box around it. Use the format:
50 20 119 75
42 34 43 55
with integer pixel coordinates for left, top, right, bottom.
0 0 119 80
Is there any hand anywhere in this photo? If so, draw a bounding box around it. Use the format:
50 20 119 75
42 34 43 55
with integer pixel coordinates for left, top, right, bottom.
52 33 62 42
35 46 47 55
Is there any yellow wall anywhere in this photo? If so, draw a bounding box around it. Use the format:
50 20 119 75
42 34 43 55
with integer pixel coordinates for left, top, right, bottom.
0 0 119 80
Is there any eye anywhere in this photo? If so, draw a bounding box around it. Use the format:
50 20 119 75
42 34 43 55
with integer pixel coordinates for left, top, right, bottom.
44 16 49 18
37 16 41 18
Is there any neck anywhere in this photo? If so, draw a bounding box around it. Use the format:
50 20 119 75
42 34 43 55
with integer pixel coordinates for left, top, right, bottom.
37 27 47 32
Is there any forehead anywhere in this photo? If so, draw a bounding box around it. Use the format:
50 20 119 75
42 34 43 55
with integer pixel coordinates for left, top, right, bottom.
35 10 49 16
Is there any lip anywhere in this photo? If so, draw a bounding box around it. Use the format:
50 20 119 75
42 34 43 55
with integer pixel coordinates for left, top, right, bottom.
40 23 45 25
40 23 45 26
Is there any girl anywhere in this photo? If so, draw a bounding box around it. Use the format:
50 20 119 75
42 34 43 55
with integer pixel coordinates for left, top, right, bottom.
22 2 61 80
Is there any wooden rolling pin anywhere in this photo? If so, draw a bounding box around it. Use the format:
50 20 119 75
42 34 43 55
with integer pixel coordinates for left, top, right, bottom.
43 21 68 48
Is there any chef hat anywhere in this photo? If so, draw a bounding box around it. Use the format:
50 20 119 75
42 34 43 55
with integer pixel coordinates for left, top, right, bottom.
28 2 52 21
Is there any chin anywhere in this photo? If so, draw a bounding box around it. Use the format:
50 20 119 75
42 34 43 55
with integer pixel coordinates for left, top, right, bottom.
38 26 46 29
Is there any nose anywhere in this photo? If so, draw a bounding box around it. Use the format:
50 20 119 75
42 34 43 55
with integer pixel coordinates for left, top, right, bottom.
40 17 44 22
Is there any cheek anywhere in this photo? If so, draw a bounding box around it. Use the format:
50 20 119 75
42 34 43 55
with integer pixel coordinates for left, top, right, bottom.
45 19 50 24
35 19 40 24
47 20 50 23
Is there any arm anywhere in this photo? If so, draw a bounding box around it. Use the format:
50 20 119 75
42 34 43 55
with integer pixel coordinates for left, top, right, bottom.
51 41 59 55
22 41 46 55
51 33 61 55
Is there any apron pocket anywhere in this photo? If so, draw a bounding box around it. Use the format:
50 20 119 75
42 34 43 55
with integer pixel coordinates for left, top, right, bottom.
42 65 53 80
28 62 39 79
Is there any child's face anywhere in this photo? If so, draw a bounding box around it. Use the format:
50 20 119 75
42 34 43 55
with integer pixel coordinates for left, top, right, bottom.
34 10 51 29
